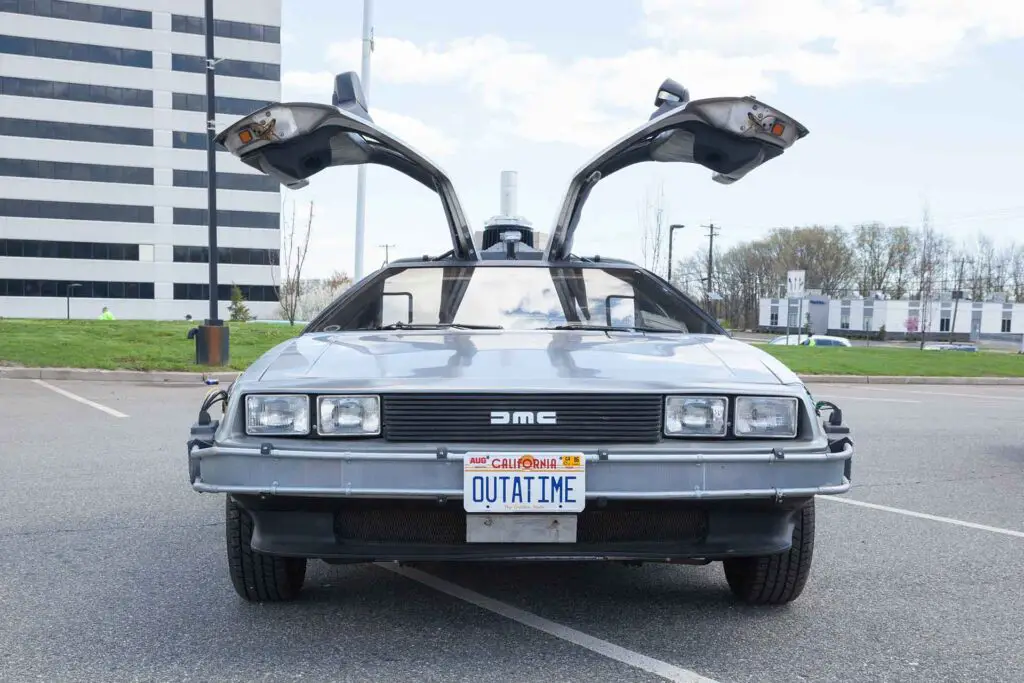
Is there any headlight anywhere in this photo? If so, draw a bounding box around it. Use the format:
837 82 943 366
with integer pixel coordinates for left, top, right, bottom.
245 394 310 435
664 396 727 437
734 396 798 438
317 395 381 436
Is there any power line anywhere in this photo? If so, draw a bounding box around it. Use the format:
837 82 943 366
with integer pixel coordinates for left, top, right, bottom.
701 222 720 302
378 243 396 265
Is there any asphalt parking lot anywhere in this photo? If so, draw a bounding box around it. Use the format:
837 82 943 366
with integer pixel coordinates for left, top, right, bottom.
1 378 1022 683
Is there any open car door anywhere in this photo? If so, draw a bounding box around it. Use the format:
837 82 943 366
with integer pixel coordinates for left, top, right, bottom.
214 72 478 261
544 79 809 261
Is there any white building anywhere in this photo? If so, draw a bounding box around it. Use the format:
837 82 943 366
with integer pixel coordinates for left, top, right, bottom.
0 0 283 320
758 295 1024 341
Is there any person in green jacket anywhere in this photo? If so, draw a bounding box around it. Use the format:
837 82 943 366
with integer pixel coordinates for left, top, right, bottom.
99 306 115 320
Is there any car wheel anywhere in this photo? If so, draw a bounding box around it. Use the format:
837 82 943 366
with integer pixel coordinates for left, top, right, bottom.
225 496 307 602
722 498 815 605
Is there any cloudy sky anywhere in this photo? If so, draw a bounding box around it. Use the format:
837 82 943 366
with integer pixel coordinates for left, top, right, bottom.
276 0 1024 278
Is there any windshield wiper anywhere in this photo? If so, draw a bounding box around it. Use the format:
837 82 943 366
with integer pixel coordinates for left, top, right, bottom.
377 322 504 330
542 324 654 332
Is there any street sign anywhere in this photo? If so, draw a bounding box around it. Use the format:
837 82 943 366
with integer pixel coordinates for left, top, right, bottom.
786 270 806 298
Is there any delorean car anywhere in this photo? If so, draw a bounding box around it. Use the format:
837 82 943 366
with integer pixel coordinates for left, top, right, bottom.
187 72 854 606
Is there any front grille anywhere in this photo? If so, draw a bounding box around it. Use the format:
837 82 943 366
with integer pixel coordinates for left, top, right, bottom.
332 501 709 545
381 393 663 443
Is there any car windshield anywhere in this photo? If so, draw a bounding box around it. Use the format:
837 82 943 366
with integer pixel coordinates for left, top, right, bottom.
311 265 720 334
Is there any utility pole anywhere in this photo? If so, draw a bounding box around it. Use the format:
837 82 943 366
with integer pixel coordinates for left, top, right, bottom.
701 223 719 313
353 0 374 282
949 255 968 343
666 224 684 283
379 243 396 265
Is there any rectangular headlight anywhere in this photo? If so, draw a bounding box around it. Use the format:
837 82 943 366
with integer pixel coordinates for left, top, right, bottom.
664 396 727 437
734 396 798 438
245 394 310 435
317 395 381 436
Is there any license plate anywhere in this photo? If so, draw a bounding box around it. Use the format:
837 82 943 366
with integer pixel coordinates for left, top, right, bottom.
463 453 586 513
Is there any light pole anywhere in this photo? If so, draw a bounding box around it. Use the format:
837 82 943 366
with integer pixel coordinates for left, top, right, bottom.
66 283 81 320
353 0 374 281
194 0 228 365
666 224 685 283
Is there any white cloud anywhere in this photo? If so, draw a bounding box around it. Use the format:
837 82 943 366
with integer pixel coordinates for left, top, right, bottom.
280 70 460 159
312 0 1024 147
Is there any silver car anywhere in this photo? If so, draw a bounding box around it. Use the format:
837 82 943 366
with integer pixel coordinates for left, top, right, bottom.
187 73 854 606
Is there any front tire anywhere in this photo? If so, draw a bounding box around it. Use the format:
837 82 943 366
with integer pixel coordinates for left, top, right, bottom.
225 496 307 602
722 498 815 605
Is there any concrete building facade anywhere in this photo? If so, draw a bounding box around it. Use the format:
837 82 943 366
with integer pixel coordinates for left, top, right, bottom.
0 0 283 320
758 295 1024 342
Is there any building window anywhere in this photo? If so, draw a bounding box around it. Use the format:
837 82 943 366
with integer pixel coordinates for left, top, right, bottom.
172 169 277 193
171 54 280 81
0 279 154 299
1 77 153 107
1002 318 1012 333
0 158 153 185
173 207 278 230
173 283 278 302
0 239 139 260
840 314 850 330
171 93 271 116
769 312 779 326
0 199 153 223
940 317 951 332
170 15 280 43
0 35 152 68
3 1 152 28
172 245 279 265
172 131 227 152
0 117 153 146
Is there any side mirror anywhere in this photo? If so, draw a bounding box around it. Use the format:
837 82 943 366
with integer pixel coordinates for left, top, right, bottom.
332 71 371 121
605 295 636 328
381 291 413 325
654 78 690 108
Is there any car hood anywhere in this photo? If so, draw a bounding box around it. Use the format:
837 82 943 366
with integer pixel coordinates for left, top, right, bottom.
242 330 802 392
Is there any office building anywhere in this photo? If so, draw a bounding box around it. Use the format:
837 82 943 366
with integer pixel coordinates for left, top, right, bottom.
0 0 283 319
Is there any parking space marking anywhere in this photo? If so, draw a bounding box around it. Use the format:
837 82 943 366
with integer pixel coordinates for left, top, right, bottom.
380 563 719 683
821 496 1024 539
31 379 128 418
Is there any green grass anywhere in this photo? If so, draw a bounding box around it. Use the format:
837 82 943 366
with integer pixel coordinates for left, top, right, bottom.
762 345 1024 377
1 319 1022 376
0 319 301 372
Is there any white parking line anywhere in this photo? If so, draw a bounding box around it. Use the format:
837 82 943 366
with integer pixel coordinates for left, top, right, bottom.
381 563 718 683
820 496 1024 539
31 379 129 418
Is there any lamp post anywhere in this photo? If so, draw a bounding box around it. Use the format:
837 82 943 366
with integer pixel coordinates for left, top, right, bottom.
193 0 229 365
353 0 374 281
666 223 685 283
66 283 81 320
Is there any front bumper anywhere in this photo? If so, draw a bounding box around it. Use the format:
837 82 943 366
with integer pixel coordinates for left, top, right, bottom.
189 438 852 561
189 442 853 501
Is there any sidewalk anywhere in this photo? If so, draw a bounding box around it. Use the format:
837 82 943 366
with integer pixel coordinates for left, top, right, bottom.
3 366 1024 386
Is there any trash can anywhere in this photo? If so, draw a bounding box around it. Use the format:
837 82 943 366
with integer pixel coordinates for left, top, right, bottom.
193 323 230 366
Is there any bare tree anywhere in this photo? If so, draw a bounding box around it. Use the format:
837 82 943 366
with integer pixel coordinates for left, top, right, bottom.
296 270 353 321
638 183 668 277
274 199 314 325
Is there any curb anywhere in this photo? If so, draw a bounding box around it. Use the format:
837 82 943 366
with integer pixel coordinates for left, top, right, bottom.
0 367 240 385
3 366 1024 386
801 374 1024 385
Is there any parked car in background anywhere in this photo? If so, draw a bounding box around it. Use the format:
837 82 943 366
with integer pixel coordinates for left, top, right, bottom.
768 334 852 347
